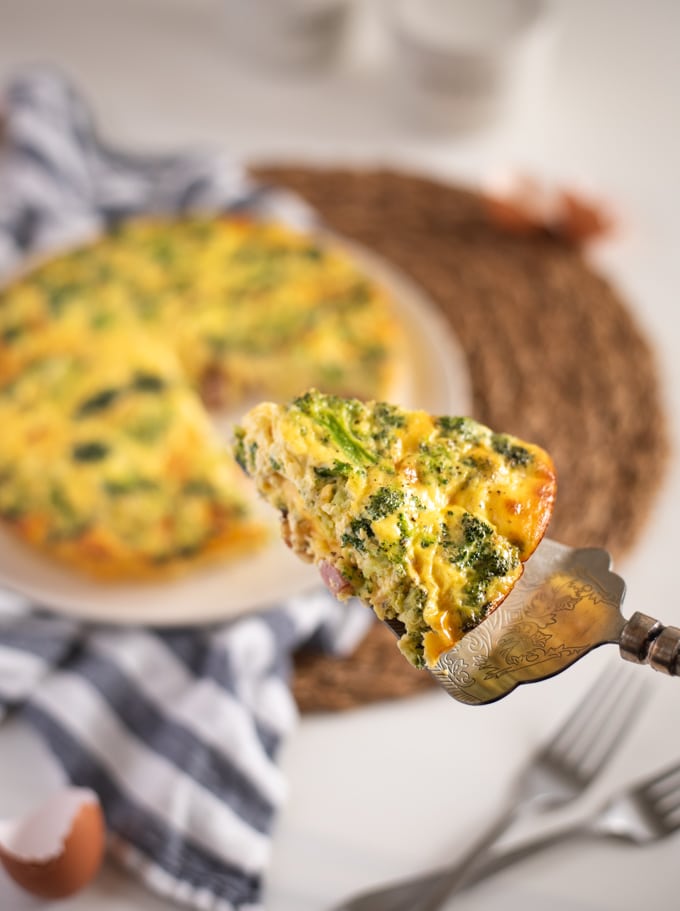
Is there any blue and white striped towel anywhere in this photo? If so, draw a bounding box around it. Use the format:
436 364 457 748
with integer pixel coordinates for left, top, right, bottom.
0 67 372 911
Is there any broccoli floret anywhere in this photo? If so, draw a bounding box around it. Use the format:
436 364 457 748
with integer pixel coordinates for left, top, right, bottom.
72 441 110 462
341 516 374 553
366 486 404 519
132 372 166 393
233 427 248 473
436 416 481 442
491 434 532 467
439 511 519 609
293 391 377 466
76 387 122 418
313 460 353 480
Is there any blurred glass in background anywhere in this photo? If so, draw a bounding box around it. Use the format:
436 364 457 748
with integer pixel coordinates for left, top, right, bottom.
220 0 553 132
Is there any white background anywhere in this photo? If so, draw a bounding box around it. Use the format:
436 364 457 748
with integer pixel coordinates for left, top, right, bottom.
0 1 679 909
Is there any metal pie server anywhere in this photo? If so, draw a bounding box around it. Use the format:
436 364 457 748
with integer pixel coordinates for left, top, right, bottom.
425 538 680 705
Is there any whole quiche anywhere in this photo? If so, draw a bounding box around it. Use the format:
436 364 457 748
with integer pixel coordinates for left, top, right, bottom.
0 219 402 577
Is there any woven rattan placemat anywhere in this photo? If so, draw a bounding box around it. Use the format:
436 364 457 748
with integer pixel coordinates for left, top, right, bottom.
250 165 669 713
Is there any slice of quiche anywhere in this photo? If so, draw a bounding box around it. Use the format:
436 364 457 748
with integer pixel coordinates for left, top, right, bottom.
235 390 556 668
0 328 265 578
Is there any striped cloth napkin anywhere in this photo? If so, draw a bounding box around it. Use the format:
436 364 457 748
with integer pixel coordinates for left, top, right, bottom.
0 67 372 911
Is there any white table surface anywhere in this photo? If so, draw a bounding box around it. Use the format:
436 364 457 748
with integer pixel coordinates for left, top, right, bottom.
0 1 679 909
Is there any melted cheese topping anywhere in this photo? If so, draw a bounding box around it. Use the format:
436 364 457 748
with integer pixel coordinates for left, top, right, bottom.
0 220 401 578
236 391 556 667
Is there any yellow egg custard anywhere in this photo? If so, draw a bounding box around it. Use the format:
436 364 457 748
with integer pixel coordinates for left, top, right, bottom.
0 217 401 406
0 219 402 577
0 328 264 578
235 391 557 667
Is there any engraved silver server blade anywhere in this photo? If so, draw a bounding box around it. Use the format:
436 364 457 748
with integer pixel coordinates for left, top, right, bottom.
430 538 680 705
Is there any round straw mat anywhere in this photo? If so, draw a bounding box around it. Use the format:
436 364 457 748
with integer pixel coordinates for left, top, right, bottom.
250 165 669 713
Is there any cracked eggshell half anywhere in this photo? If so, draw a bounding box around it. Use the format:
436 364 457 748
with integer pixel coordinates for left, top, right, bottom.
0 787 105 899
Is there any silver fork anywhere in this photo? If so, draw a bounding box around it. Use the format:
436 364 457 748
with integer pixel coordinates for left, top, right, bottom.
331 663 648 911
420 757 680 901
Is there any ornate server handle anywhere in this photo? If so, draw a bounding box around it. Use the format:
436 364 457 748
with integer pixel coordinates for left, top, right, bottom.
620 611 680 675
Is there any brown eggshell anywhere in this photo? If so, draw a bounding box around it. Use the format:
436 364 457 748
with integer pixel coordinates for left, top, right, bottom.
0 800 105 900
484 174 560 235
557 189 615 244
485 173 616 247
484 193 545 235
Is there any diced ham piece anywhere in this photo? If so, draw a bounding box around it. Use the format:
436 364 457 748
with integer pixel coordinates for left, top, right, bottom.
320 561 353 598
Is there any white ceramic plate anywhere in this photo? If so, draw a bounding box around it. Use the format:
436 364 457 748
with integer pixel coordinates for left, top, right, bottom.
0 238 471 625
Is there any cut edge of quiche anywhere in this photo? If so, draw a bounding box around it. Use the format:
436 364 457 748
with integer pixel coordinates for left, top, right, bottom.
234 390 557 668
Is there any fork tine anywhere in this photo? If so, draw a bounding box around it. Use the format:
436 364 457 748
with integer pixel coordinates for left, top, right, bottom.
545 662 622 753
643 762 680 802
545 664 648 778
638 762 680 831
657 795 680 820
566 674 650 778
662 810 680 834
